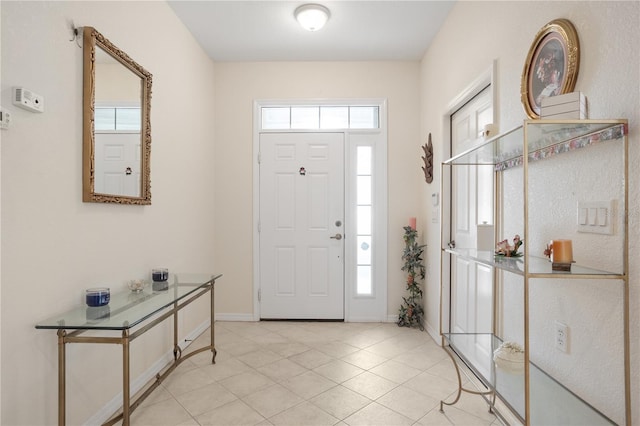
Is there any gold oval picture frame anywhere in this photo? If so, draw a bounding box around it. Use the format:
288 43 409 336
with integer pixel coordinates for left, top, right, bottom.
520 19 580 119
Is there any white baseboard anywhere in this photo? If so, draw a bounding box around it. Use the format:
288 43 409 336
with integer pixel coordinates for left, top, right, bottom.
214 314 395 323
84 352 173 425
84 318 211 425
215 313 255 322
425 321 441 344
183 318 212 345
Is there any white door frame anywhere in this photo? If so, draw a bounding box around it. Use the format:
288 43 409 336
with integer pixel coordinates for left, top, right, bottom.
439 61 497 340
253 99 388 322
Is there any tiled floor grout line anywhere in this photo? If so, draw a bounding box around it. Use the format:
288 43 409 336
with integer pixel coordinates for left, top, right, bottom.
130 321 499 426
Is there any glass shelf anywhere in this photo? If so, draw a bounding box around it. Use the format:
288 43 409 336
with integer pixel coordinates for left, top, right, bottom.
443 248 623 277
441 117 629 424
444 333 615 425
35 273 221 330
443 120 626 170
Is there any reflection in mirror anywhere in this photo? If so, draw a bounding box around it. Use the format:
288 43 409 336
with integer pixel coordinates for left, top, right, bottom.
83 26 152 204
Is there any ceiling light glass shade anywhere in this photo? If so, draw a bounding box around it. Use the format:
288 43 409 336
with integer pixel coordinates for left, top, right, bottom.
294 4 330 32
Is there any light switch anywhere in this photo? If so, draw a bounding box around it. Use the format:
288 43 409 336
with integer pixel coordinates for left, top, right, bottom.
588 208 597 225
598 208 608 226
577 201 614 235
578 208 587 225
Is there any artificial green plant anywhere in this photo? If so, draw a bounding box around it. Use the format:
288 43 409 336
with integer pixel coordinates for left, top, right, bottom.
397 225 425 330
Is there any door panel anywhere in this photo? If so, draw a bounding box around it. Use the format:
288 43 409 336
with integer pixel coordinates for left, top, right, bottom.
260 132 344 319
451 87 493 338
275 247 295 295
309 247 329 295
452 257 471 334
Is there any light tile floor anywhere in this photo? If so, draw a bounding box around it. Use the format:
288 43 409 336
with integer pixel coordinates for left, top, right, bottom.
130 321 500 426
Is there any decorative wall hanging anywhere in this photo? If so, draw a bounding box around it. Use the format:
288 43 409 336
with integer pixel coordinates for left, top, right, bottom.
521 18 580 119
421 133 434 184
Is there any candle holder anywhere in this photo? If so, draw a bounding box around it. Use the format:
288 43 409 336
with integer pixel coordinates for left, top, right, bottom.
544 239 574 272
151 268 169 282
551 262 574 272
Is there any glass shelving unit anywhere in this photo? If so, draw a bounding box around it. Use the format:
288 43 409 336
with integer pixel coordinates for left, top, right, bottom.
443 333 616 425
439 119 630 425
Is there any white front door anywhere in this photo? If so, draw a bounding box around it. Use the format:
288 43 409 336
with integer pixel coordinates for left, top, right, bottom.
95 132 141 197
451 87 493 336
259 132 344 319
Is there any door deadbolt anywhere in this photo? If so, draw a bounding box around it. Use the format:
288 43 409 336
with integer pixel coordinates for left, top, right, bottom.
330 233 343 240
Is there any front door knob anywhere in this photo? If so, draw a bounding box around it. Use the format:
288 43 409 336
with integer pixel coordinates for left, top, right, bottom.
330 233 343 240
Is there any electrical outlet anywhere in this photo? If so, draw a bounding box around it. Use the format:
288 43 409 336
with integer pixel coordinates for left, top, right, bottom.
555 321 569 353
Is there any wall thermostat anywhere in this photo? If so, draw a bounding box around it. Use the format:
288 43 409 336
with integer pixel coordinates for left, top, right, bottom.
0 108 11 129
12 87 44 113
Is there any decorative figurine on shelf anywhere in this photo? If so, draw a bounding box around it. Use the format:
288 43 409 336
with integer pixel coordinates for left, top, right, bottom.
397 225 426 330
493 341 525 374
495 235 523 257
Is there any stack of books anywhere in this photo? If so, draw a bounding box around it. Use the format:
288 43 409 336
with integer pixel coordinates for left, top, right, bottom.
540 91 588 119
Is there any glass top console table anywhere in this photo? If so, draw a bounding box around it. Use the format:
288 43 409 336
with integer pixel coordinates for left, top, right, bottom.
36 273 222 426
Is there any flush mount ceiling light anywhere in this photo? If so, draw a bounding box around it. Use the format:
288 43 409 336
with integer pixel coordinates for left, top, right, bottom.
294 4 330 32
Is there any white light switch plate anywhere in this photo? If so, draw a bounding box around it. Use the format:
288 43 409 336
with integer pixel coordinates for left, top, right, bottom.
577 201 613 235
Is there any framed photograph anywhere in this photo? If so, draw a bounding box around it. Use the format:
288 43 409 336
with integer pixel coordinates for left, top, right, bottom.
521 19 580 118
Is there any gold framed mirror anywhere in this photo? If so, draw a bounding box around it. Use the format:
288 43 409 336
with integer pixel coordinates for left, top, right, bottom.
83 26 152 204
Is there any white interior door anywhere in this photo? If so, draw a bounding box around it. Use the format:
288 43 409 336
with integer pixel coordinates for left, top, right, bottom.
95 132 141 196
451 87 493 339
259 132 344 319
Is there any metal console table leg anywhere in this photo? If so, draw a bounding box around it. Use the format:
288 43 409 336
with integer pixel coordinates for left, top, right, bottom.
57 329 66 426
440 346 494 413
122 329 131 425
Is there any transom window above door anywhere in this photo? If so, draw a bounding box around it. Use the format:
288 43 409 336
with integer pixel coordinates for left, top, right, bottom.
95 106 141 132
261 106 379 130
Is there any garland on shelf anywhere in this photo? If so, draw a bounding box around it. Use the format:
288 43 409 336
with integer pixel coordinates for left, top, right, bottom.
397 226 426 330
494 123 626 171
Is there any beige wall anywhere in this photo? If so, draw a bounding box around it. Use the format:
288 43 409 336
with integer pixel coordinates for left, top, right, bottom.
213 61 422 318
95 62 141 104
2 0 637 423
1 2 216 424
419 1 639 423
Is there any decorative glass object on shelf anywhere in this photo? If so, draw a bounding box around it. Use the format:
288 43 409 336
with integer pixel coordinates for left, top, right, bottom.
127 279 148 293
495 234 523 257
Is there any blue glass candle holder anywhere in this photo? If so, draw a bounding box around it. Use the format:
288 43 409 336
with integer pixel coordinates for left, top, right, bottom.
85 288 110 307
151 268 169 282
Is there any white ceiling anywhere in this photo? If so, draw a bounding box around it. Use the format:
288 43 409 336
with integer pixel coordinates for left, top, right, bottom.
167 1 456 62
